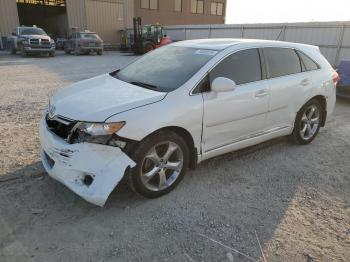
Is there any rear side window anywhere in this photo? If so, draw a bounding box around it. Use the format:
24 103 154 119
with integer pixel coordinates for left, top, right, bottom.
81 33 99 39
264 47 301 78
297 50 319 71
210 48 262 85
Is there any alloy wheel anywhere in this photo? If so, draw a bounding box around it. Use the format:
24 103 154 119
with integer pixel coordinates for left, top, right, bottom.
140 141 184 192
300 105 320 140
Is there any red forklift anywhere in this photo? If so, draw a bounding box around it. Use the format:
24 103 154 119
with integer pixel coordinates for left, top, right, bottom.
119 17 172 54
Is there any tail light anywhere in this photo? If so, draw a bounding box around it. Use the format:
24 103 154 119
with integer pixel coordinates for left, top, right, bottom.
79 39 84 46
332 71 340 86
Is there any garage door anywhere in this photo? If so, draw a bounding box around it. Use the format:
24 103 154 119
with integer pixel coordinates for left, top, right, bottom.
86 0 124 45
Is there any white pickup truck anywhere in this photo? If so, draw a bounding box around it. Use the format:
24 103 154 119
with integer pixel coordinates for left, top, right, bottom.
8 26 55 57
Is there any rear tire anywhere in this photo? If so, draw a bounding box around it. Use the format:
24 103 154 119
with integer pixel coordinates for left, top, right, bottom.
21 47 27 57
49 51 55 57
97 50 103 56
11 46 16 54
291 99 323 145
74 47 80 56
128 130 189 198
64 48 71 54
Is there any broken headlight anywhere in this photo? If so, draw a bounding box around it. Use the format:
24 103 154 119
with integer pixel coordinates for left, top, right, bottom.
78 122 125 136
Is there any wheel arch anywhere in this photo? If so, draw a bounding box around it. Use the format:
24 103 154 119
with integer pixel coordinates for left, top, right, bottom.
310 95 327 127
293 95 327 130
128 126 198 170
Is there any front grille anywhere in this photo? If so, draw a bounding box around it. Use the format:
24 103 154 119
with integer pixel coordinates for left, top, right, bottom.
30 39 39 45
41 39 50 45
46 115 77 140
29 39 50 45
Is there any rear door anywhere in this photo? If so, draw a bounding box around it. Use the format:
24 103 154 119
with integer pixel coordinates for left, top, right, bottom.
67 33 75 50
263 47 312 130
202 48 269 152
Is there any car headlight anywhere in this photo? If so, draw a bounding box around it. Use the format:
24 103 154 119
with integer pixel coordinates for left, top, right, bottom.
22 40 29 45
78 122 125 136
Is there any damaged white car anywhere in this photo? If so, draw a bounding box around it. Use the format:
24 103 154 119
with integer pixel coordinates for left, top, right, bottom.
40 39 336 206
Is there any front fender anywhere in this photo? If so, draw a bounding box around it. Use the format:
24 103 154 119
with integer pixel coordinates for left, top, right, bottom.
106 89 203 154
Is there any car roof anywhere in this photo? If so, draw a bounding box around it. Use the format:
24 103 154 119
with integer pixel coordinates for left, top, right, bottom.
18 26 43 30
172 38 318 51
78 31 97 34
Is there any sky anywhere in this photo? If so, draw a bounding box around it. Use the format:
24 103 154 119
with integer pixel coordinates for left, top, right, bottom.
225 0 350 24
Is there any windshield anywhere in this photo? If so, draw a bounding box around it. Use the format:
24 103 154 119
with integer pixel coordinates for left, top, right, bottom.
81 33 99 39
114 45 218 92
20 28 46 36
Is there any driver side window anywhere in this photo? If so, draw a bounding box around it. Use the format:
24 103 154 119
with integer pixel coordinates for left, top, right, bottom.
209 48 262 86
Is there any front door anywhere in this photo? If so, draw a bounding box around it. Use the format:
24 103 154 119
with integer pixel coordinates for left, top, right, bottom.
202 48 269 153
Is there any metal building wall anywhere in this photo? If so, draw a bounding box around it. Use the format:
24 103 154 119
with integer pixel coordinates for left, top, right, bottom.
85 0 125 44
165 21 350 66
123 0 134 29
66 0 132 45
134 0 226 26
0 0 19 48
66 0 87 32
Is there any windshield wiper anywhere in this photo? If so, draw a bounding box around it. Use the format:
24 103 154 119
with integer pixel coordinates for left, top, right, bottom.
130 81 158 90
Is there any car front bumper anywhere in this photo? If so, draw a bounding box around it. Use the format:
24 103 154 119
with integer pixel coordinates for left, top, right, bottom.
39 116 136 206
80 46 103 51
23 46 55 53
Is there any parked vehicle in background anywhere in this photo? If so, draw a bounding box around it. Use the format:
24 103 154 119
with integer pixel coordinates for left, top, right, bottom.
8 26 55 57
336 60 350 98
64 31 103 55
55 38 67 50
118 18 172 54
40 39 337 206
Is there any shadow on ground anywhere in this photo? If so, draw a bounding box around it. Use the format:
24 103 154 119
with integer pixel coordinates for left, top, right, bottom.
0 137 303 262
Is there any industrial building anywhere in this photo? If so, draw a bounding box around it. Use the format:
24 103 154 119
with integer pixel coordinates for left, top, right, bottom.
0 0 226 48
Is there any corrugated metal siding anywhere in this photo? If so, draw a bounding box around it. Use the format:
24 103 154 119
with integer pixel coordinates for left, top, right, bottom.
123 0 134 29
166 21 350 65
210 25 242 38
0 0 19 37
85 0 125 44
86 0 125 45
66 0 87 31
244 28 282 40
134 0 226 26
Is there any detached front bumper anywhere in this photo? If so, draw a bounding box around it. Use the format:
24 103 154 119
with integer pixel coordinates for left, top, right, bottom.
39 117 136 206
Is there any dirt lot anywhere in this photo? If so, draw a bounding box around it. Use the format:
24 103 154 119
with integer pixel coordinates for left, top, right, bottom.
0 51 349 262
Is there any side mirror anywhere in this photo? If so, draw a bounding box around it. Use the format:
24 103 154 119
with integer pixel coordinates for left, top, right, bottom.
211 77 236 93
11 32 16 36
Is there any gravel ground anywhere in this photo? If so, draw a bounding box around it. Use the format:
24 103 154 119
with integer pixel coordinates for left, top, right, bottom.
0 51 349 262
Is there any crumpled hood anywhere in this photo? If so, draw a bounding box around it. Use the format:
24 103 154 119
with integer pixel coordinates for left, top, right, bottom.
50 74 166 122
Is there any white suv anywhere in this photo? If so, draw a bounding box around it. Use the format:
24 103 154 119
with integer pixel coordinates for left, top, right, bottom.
40 39 337 206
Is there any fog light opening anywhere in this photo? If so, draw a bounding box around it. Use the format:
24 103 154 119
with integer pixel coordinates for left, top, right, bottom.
83 175 94 186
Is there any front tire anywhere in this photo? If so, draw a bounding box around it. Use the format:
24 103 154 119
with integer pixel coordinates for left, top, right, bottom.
74 47 80 56
291 99 323 145
143 42 155 53
21 49 27 57
11 46 16 54
128 131 189 198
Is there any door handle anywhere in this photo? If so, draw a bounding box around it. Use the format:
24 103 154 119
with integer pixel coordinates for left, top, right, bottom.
300 79 310 86
255 89 268 98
